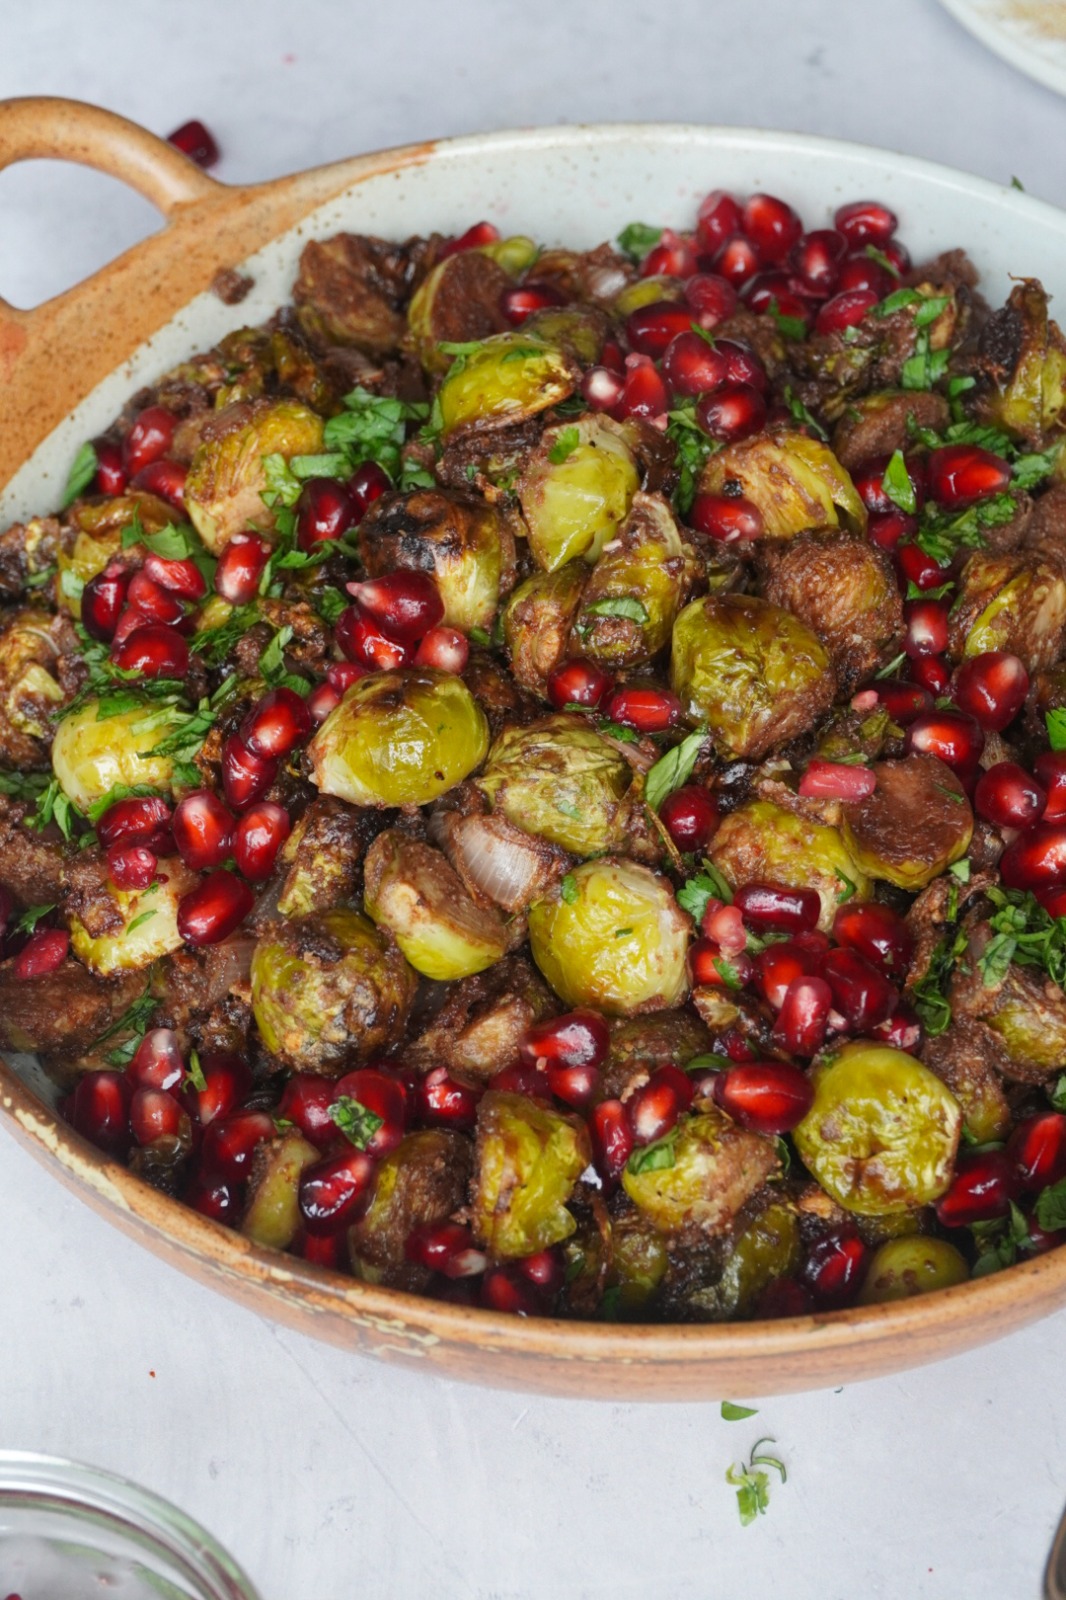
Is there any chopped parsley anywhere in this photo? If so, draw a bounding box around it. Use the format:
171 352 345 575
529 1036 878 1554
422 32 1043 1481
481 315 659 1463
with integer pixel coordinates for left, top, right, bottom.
626 1129 679 1175
616 222 663 264
767 299 807 342
13 903 55 936
1047 709 1066 752
0 770 51 803
258 625 310 696
914 493 1017 566
881 449 917 515
548 426 581 465
26 778 79 842
185 1049 208 1094
582 596 649 625
971 1201 1032 1277
666 405 717 515
89 986 158 1068
329 1096 384 1151
721 1402 758 1422
644 728 706 813
782 385 828 442
677 862 733 921
912 925 968 1037
726 1438 787 1527
321 386 429 482
977 886 1066 991
560 873 579 905
61 440 99 508
1035 1177 1066 1234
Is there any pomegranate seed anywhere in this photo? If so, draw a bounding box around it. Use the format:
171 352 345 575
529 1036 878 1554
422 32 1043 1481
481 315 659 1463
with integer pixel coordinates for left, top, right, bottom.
480 1266 544 1316
910 654 951 697
742 277 810 330
601 685 682 733
348 461 392 519
97 795 171 848
974 762 1046 830
688 492 764 542
176 869 254 946
347 572 444 643
12 928 69 979
240 687 312 760
214 533 272 604
926 444 1011 508
181 1052 251 1127
696 190 742 255
1001 823 1066 891
871 1003 923 1053
754 941 818 1009
868 509 917 552
804 1231 868 1308
334 604 410 671
144 552 205 601
325 662 367 693
600 339 626 375
519 1009 610 1070
123 407 175 476
735 882 820 935
233 801 291 881
1038 885 1066 916
712 234 762 287
740 194 801 263
714 1061 813 1134
589 1098 634 1184
413 625 470 673
127 569 186 626
684 272 739 327
94 440 127 496
896 541 947 591
613 360 669 421
834 200 898 247
903 598 950 659
419 1067 480 1131
953 651 1029 734
690 938 752 988
131 459 187 510
837 253 892 296
127 1029 183 1093
833 901 913 974
625 302 692 360
547 1062 602 1109
821 947 897 1032
757 1278 814 1319
130 1087 187 1146
905 710 985 782
106 843 157 890
490 1063 548 1098
715 339 768 391
221 733 277 811
659 785 719 851
296 478 355 551
68 1070 131 1157
1009 1111 1066 1192
332 1067 408 1159
1025 1217 1066 1255
627 1066 693 1147
661 331 728 398
114 607 159 650
798 759 876 801
299 1147 377 1234
406 1220 487 1279
441 220 500 256
500 283 566 324
641 229 698 279
184 1172 239 1224
81 566 131 642
171 791 235 871
875 679 932 724
773 975 832 1057
545 657 611 712
1036 752 1066 820
703 902 747 957
296 1229 344 1269
936 1149 1020 1228
112 622 189 680
815 288 879 335
789 229 847 295
695 383 766 444
167 118 219 168
201 1108 275 1182
307 682 341 726
582 365 626 411
516 1247 566 1294
277 1073 337 1148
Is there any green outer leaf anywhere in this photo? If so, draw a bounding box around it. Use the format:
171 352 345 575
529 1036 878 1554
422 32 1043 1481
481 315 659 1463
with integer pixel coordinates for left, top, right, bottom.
720 1401 758 1422
61 441 99 509
881 449 917 515
644 728 706 813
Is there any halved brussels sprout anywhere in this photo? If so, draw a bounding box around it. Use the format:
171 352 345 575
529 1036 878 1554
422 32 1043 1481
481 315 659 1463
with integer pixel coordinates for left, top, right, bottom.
607 1209 669 1314
292 233 409 357
242 1131 321 1251
69 857 197 976
502 562 588 696
275 797 375 919
841 756 972 891
947 550 1066 671
612 276 684 316
528 857 691 1015
57 492 174 618
0 609 64 767
699 429 867 538
670 593 836 760
185 399 325 553
358 489 514 632
250 908 417 1074
516 415 640 572
349 1130 472 1288
602 1011 711 1100
472 1090 591 1259
363 829 510 981
760 531 901 694
793 1042 962 1216
521 306 610 366
922 1022 1013 1145
51 699 177 812
621 1107 778 1239
710 798 870 932
950 939 1066 1082
405 252 512 373
479 236 539 275
857 1235 968 1305
702 1198 802 1319
570 493 696 668
831 389 950 472
308 669 489 809
475 714 633 856
978 279 1066 447
437 333 576 436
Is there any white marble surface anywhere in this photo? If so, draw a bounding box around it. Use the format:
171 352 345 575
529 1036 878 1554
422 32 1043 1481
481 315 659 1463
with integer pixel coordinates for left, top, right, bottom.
3 3 1066 1595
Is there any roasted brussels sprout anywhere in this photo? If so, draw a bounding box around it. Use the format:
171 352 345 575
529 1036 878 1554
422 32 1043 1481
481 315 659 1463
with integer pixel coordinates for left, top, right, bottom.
242 1131 321 1251
475 713 635 857
621 1106 778 1240
570 493 697 668
841 756 973 891
521 305 610 365
250 908 417 1073
69 856 197 977
671 593 836 761
793 1042 962 1216
471 1091 591 1258
760 531 902 693
358 489 515 632
703 1198 801 1319
602 1011 711 1100
349 1130 472 1288
0 609 64 767
711 798 871 932
699 429 867 538
275 797 377 919
502 562 588 696
947 549 1066 671
308 669 489 809
921 1022 1013 1145
51 700 178 812
292 232 410 357
184 399 325 553
977 279 1066 448
437 333 576 436
363 829 511 981
948 930 1066 1083
404 954 555 1080
857 1235 968 1304
405 252 511 373
831 389 950 472
607 1208 669 1314
516 414 639 571
528 858 691 1014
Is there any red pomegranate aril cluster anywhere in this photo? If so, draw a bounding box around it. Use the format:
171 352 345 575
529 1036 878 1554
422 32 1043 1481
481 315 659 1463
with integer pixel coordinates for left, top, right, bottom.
132 459 188 510
626 302 693 360
348 572 444 641
299 1147 377 1234
546 657 612 711
333 1067 408 1159
821 947 897 1032
419 1067 481 1131
833 901 913 974
641 229 698 279
905 709 985 783
130 1087 188 1147
601 685 682 733
815 288 879 335
798 758 876 801
500 283 566 324
834 200 898 246
1001 823 1066 891
1035 752 1066 819
182 1053 252 1127
695 383 766 444
519 1009 610 1071
406 1220 487 1279
97 794 172 849
1008 1112 1066 1192
94 439 128 496
68 1071 131 1158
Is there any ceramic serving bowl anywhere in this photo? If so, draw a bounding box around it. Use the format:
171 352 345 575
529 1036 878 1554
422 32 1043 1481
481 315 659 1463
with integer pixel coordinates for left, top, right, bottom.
3 97 1066 1399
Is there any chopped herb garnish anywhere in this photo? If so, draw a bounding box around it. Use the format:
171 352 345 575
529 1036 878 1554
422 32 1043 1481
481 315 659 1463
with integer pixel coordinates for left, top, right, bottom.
1035 1178 1066 1234
560 873 579 905
89 986 158 1067
61 441 99 508
548 426 581 465
1050 1074 1066 1113
881 449 917 515
912 925 968 1037
616 222 663 263
26 778 79 842
767 299 807 342
835 872 857 904
258 625 310 696
875 651 907 680
726 1437 787 1527
185 1049 207 1094
321 386 428 484
329 1095 385 1151
595 717 641 745
914 492 1016 566
13 903 55 936
948 858 971 883
614 926 635 939
782 385 828 442
626 1129 679 1175
125 910 157 935
583 596 649 625
0 769 51 802
644 728 706 813
666 405 717 515
677 863 733 921
556 800 583 822
864 244 901 279
976 886 1066 992
721 1402 759 1422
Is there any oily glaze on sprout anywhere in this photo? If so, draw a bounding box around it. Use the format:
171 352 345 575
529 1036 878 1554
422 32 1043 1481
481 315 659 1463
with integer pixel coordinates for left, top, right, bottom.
6 179 1066 1326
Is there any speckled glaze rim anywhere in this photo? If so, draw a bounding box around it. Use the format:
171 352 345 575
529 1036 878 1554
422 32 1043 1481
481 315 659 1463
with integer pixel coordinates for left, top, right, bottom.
3 98 1066 1398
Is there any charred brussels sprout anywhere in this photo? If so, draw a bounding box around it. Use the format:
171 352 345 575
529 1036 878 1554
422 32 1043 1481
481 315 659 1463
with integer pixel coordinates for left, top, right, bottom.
699 429 867 538
570 493 696 668
349 1130 472 1288
978 279 1066 447
950 935 1066 1083
51 700 178 812
437 333 576 437
184 399 325 553
405 252 511 374
607 1209 669 1313
358 490 514 633
69 856 197 977
841 756 973 892
711 798 870 932
475 714 634 856
521 305 610 366
947 550 1066 671
502 562 588 696
760 531 902 694
705 1198 802 1319
621 1107 778 1240
793 1042 962 1216
857 1235 968 1305
516 415 639 572
472 1091 591 1258
0 609 64 767
363 829 510 981
242 1131 321 1251
670 593 836 761
308 669 489 809
528 858 691 1015
602 1011 711 1100
250 908 417 1074
612 276 684 316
